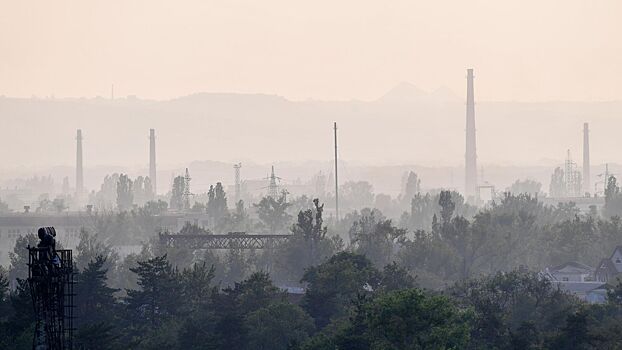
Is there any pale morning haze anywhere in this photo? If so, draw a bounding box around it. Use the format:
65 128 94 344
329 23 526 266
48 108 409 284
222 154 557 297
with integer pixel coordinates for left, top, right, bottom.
0 0 620 170
1 0 621 186
5 1 622 349
1 0 621 101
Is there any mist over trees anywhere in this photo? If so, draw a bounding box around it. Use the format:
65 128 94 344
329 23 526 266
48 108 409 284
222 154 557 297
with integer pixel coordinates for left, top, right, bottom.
4 169 622 348
5 2 622 346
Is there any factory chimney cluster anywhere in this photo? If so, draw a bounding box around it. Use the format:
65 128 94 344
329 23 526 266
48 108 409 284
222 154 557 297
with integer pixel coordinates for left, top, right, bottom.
74 128 158 203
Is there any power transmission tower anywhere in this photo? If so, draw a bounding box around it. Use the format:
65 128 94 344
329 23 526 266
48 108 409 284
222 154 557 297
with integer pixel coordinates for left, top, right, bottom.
233 163 242 204
564 150 581 197
268 166 280 199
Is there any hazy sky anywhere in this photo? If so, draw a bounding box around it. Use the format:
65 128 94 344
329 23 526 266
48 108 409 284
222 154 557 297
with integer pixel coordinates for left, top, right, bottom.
1 0 621 101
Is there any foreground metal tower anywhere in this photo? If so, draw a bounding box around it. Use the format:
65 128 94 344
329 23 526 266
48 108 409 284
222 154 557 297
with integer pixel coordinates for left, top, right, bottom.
75 130 83 196
233 163 242 204
149 129 157 195
583 123 590 196
28 227 74 350
465 69 477 201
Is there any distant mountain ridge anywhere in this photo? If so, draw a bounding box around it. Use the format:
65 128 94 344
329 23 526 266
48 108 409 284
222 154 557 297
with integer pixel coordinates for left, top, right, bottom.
1 89 622 194
378 82 460 103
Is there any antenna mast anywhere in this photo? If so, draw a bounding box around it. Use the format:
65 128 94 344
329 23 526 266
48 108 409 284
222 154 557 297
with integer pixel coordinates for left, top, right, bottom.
334 122 339 220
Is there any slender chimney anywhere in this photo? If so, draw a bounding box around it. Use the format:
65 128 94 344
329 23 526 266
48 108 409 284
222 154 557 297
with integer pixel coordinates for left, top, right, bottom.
465 69 477 201
583 123 590 196
76 129 84 194
149 129 157 195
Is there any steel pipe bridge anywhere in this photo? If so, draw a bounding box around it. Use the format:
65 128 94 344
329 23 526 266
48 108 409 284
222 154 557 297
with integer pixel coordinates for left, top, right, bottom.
158 232 294 249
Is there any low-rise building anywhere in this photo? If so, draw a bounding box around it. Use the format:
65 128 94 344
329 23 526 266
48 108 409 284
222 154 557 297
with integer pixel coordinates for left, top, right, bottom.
595 246 622 283
544 261 594 282
543 261 607 303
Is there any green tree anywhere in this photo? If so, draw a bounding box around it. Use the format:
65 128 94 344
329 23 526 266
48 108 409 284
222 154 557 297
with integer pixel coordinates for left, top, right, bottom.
438 190 455 226
254 193 292 233
397 230 456 289
550 167 566 197
231 200 251 231
349 212 406 267
450 270 577 349
4 279 35 348
223 271 286 315
108 245 153 294
8 233 39 283
212 272 286 349
246 302 315 350
274 199 341 283
179 262 216 312
301 252 380 328
399 171 421 208
74 228 119 271
116 173 134 211
604 175 622 218
508 178 542 197
341 181 375 210
74 256 120 328
287 195 314 217
132 175 155 205
550 307 598 350
170 175 186 211
293 199 328 263
303 289 471 350
95 173 121 210
143 199 168 215
378 262 416 293
476 193 546 273
361 289 471 350
223 248 250 286
75 322 120 350
208 182 228 230
400 193 437 231
548 216 598 266
0 267 9 320
0 197 9 213
126 255 180 329
607 278 622 306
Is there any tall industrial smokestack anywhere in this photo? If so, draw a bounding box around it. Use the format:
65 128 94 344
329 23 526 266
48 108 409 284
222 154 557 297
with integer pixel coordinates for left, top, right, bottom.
465 69 477 201
76 129 84 195
583 123 590 196
149 129 157 195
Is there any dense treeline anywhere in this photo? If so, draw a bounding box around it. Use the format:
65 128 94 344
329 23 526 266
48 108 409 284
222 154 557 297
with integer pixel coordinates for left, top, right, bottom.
5 250 622 349
5 174 622 348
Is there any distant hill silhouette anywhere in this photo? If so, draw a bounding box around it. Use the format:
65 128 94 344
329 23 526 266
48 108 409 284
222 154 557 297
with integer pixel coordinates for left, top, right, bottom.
1 89 622 196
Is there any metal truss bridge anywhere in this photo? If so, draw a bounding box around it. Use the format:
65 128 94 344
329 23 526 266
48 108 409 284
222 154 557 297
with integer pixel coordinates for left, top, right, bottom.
159 232 294 249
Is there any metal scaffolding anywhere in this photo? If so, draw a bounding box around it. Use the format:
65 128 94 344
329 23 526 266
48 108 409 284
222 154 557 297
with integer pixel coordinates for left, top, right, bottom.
28 246 74 350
